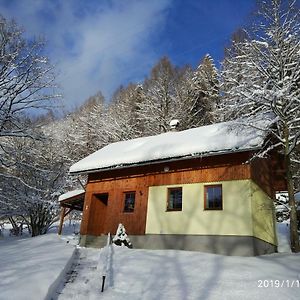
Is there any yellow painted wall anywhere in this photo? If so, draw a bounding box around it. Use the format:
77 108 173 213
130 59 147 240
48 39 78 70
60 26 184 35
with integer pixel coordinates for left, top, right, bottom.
145 180 254 236
250 182 277 245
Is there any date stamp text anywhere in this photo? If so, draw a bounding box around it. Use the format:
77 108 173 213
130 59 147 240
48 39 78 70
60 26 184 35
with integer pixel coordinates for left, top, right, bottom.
258 279 300 288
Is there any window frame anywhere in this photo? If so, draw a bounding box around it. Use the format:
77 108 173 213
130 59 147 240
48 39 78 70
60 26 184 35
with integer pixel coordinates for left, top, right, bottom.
204 184 223 210
123 191 136 213
166 187 183 212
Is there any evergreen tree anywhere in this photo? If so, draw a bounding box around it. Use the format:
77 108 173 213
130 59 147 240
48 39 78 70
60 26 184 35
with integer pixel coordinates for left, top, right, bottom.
189 54 219 125
112 223 132 248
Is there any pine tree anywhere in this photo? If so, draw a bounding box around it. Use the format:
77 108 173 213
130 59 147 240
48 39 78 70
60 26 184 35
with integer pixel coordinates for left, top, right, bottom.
189 54 219 125
112 223 132 248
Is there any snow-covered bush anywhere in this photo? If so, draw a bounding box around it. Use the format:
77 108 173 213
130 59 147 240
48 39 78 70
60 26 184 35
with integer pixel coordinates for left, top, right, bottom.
275 193 290 222
276 193 300 231
112 224 132 248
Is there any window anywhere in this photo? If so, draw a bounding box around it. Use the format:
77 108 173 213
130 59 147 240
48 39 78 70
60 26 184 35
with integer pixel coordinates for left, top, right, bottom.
95 193 109 205
167 187 182 211
204 185 222 210
123 192 135 212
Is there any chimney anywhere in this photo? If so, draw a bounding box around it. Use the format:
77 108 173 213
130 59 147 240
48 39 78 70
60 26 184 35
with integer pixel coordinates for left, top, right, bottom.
169 119 180 131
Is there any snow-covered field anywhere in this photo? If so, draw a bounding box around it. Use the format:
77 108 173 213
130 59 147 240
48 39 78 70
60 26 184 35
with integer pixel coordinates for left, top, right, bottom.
54 246 300 300
0 233 75 300
1 223 300 300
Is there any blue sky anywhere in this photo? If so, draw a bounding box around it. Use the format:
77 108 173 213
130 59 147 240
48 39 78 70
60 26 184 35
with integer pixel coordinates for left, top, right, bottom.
0 0 255 110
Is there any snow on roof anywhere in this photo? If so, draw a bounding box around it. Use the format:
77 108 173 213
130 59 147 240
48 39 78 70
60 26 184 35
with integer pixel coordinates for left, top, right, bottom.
58 189 85 202
69 119 270 174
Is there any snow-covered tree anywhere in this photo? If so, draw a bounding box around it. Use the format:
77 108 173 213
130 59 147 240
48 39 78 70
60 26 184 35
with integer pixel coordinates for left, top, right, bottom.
0 15 59 144
220 0 300 251
0 15 61 228
105 84 145 142
188 54 219 125
138 57 187 135
66 92 106 159
0 129 66 236
112 223 132 248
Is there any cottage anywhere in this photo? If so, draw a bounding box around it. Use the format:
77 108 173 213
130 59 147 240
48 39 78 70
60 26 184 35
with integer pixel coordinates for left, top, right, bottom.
60 120 286 256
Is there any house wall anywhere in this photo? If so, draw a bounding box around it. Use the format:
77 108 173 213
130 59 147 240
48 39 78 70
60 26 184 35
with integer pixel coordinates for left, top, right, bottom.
80 162 252 237
80 177 149 236
250 154 287 197
250 181 277 246
250 157 274 197
145 180 253 236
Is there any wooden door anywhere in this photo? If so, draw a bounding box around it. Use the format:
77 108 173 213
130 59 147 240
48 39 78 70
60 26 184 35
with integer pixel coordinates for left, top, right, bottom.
88 193 109 235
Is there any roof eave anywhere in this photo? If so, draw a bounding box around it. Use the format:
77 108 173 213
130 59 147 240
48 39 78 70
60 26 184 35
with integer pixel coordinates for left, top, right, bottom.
58 191 85 202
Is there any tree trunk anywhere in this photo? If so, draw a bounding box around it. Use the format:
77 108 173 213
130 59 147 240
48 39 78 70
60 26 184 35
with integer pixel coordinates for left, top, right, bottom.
284 125 300 252
8 216 20 236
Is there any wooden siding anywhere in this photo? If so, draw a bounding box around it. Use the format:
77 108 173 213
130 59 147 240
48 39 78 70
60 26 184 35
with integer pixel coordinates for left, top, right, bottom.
250 157 274 198
88 151 253 182
270 153 287 191
250 152 287 198
81 177 149 236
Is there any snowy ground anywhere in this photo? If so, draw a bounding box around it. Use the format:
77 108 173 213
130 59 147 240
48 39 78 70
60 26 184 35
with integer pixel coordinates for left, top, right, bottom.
277 221 292 253
0 234 75 300
1 222 300 300
54 245 300 300
0 221 80 300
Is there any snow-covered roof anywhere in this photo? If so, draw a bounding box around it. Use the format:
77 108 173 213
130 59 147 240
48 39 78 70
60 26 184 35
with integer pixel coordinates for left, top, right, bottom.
69 120 270 174
58 189 85 202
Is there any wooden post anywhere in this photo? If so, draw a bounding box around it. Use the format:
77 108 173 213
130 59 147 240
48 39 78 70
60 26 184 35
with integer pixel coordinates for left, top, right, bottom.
58 207 66 235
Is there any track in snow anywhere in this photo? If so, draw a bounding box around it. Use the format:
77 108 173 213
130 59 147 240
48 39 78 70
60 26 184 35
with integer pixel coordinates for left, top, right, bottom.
53 247 101 299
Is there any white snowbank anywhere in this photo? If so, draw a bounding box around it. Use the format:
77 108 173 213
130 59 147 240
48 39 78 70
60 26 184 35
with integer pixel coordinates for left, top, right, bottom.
58 189 85 202
58 246 300 300
0 234 75 300
276 221 292 253
70 120 269 174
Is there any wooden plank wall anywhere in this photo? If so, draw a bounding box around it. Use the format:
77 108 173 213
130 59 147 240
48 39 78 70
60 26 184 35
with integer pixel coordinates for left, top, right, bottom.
250 157 274 198
250 153 287 198
80 152 253 236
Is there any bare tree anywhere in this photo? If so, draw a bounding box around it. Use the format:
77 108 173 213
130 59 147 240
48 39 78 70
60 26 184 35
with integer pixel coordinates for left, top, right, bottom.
0 15 61 235
105 84 145 142
138 57 192 135
0 131 66 236
0 15 59 143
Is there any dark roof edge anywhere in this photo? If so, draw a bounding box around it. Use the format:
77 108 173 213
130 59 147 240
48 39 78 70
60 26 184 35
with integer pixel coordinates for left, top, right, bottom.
69 146 262 176
59 191 85 202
